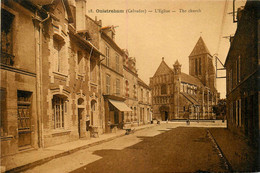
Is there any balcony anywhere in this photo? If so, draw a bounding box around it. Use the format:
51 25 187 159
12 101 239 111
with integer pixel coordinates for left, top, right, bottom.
1 51 14 66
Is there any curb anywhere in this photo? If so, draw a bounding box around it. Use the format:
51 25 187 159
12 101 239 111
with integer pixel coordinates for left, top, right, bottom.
207 129 233 172
6 125 155 173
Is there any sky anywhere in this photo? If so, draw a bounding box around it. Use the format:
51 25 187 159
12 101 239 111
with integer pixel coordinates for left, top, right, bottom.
85 0 246 98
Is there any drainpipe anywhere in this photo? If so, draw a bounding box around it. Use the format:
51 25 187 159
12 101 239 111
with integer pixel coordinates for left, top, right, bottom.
33 11 50 148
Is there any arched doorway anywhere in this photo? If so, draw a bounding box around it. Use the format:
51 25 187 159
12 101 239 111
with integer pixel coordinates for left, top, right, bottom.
159 105 169 121
78 98 84 138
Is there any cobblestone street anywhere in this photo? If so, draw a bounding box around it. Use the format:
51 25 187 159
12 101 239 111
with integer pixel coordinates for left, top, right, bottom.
24 122 227 173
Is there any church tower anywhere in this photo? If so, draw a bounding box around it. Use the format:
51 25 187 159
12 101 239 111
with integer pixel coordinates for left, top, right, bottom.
189 37 216 91
173 60 181 119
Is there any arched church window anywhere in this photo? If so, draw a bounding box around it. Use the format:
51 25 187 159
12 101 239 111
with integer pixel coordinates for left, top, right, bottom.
161 84 167 95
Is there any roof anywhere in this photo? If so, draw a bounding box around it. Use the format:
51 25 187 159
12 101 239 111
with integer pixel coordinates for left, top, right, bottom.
180 73 203 87
174 60 181 66
189 37 211 57
153 58 174 77
137 77 150 89
180 92 199 105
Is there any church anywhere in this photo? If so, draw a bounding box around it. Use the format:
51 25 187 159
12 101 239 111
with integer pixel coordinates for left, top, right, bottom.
150 37 219 121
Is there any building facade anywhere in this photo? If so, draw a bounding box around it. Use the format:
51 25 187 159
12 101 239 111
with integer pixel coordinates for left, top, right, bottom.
137 77 152 124
0 0 104 155
1 0 39 156
100 26 132 133
225 1 259 148
0 0 152 157
122 50 139 127
150 37 219 121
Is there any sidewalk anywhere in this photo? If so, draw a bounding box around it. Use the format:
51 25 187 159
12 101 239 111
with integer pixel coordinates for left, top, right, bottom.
209 128 259 172
1 124 156 173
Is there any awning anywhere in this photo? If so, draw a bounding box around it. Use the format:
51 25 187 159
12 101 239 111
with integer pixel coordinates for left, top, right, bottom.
108 99 132 112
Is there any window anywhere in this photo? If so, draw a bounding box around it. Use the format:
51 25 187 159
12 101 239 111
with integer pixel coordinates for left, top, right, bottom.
146 91 149 103
161 84 167 95
195 58 198 75
91 100 97 126
1 9 15 66
53 38 65 73
141 88 143 101
77 51 85 75
116 54 119 72
199 58 201 75
237 56 240 84
236 99 241 127
116 79 120 95
105 46 110 66
125 80 129 97
52 95 67 129
229 69 233 92
106 74 110 94
133 85 137 99
0 88 7 136
90 58 97 83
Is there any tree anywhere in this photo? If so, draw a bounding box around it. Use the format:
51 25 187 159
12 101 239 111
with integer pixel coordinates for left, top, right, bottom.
213 99 226 120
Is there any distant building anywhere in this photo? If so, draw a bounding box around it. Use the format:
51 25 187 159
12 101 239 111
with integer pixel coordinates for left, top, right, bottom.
137 77 152 124
150 37 219 121
122 50 139 127
100 26 132 133
224 1 259 148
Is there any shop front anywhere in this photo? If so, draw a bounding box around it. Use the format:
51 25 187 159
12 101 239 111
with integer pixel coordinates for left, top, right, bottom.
104 95 132 133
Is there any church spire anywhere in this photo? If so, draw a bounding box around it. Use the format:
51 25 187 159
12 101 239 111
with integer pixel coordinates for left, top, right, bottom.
189 37 211 57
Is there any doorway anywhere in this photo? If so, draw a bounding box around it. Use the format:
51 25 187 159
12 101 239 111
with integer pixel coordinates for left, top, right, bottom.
78 108 84 138
78 98 84 138
165 111 168 121
17 91 32 149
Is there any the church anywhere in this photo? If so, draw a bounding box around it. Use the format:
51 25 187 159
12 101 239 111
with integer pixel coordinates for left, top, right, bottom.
150 37 220 121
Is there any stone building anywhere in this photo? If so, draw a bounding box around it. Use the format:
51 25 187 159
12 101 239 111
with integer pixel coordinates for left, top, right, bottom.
137 77 152 124
100 26 132 133
0 0 152 156
1 0 39 156
150 37 219 121
122 50 139 127
122 50 152 127
0 0 104 154
225 0 259 150
38 0 104 147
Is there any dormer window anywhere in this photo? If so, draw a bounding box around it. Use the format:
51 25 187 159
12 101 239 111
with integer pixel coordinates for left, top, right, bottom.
78 32 91 41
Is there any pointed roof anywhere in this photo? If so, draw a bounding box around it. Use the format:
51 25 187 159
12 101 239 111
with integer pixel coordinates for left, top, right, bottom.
180 72 203 86
189 37 211 57
153 58 173 77
174 60 181 66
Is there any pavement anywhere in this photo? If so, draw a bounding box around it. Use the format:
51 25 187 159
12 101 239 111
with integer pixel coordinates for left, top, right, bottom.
1 124 156 173
22 122 228 173
1 121 228 173
209 128 259 172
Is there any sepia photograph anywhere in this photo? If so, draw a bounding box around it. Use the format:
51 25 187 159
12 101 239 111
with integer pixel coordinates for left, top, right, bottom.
0 0 259 172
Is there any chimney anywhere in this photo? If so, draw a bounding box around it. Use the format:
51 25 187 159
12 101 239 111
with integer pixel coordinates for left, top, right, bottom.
76 0 86 31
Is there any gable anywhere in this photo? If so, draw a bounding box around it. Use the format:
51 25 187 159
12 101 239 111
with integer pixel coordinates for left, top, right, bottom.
153 60 173 77
189 37 211 57
53 0 67 20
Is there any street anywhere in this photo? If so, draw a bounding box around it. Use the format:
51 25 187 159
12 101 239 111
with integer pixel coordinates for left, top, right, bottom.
24 122 227 173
